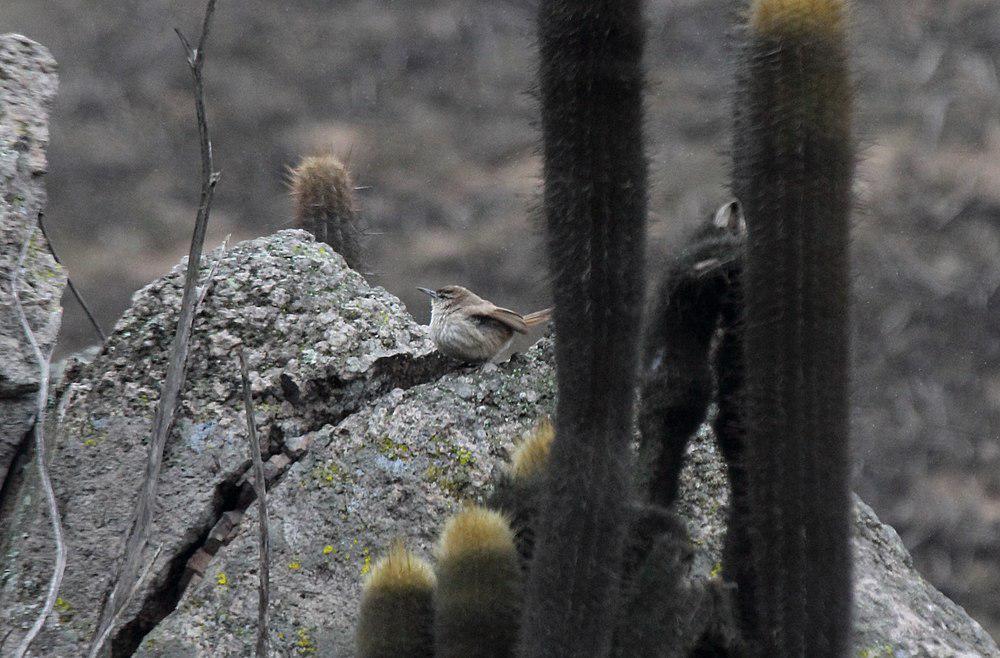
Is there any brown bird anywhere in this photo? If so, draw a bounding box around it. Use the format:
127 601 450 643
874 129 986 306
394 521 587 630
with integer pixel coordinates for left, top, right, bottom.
418 285 552 363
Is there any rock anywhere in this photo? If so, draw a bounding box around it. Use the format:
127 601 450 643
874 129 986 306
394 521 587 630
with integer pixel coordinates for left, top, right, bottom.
137 339 997 657
0 230 451 656
138 338 556 657
0 34 65 493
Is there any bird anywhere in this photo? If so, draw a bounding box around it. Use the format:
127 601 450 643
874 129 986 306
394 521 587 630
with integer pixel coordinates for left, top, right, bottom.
418 285 552 363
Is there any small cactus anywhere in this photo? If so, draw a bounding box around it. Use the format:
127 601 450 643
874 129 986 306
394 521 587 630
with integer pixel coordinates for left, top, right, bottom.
488 419 554 566
434 506 521 658
289 155 363 270
356 541 436 658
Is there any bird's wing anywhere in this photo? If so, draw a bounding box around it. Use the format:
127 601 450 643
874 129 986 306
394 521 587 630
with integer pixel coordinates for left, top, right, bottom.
521 307 553 328
468 303 529 334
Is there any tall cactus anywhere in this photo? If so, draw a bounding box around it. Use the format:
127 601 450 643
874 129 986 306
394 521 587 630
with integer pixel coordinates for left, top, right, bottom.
518 0 649 655
732 0 854 654
638 202 745 509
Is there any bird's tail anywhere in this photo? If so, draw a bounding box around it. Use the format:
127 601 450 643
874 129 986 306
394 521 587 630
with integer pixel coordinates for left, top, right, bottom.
522 308 553 328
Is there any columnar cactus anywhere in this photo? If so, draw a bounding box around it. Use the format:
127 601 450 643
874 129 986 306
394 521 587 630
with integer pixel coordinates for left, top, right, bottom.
732 0 855 653
519 0 649 654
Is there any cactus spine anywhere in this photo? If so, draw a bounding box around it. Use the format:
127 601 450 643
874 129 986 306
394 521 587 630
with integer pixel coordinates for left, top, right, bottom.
519 0 649 655
290 155 362 270
356 542 436 658
434 507 521 658
732 0 854 653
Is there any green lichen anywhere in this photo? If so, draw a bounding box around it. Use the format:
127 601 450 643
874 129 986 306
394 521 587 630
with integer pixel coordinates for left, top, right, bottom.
456 447 473 466
295 627 317 655
423 464 468 497
360 547 372 575
55 596 73 622
310 460 351 486
376 436 410 460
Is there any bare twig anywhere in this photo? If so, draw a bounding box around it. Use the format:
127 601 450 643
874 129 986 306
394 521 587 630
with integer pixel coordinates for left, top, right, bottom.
35 211 107 343
11 227 67 658
89 1 220 652
194 233 230 312
87 544 163 658
236 345 270 657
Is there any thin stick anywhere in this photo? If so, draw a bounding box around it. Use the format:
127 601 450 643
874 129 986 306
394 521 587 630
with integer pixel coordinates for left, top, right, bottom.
236 345 270 657
89 1 220 652
194 234 230 313
36 211 107 343
87 545 163 658
11 227 67 658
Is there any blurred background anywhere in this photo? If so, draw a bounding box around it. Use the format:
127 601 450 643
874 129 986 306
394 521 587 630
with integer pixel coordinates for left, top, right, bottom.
2 0 998 641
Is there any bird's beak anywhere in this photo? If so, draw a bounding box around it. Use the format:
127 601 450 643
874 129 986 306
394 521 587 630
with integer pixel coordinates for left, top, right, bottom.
417 287 439 299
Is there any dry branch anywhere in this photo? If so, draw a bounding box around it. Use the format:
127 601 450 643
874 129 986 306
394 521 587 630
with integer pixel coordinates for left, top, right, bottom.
11 227 67 658
237 345 270 657
36 211 107 343
88 0 221 652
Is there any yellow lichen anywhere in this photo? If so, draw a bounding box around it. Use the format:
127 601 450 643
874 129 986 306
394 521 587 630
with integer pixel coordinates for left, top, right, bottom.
710 562 723 578
215 572 228 586
311 461 348 485
295 627 317 655
377 436 410 460
288 561 302 571
322 545 335 555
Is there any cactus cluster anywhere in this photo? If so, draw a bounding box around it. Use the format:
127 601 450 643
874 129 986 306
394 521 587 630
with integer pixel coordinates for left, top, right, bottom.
357 423 713 657
354 0 855 654
355 427 533 658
